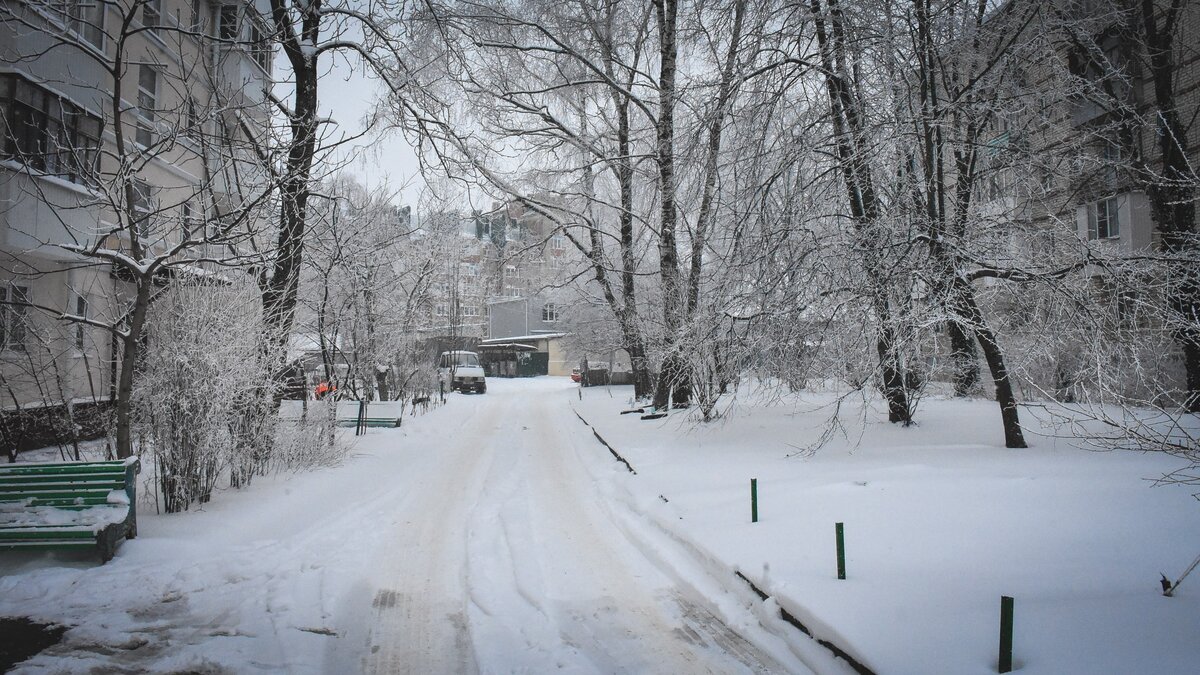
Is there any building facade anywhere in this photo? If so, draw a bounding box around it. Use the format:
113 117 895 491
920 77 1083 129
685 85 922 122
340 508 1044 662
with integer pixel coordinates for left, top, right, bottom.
1 0 273 447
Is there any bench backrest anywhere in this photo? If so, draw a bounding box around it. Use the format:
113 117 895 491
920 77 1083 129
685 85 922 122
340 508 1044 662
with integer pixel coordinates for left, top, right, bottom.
278 400 404 422
0 459 140 510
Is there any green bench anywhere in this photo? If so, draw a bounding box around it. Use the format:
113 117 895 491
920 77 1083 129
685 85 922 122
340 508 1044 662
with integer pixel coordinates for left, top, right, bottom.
0 458 140 563
335 418 400 428
278 401 403 429
335 401 403 428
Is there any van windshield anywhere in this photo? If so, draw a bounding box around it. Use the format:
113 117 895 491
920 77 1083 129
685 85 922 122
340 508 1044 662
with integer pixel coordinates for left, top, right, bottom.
443 353 480 367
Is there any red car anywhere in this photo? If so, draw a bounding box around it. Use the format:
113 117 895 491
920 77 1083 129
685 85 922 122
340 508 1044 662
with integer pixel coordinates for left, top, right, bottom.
570 368 581 383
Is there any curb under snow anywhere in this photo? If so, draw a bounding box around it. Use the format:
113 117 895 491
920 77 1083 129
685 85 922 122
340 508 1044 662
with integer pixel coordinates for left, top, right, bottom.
570 404 877 675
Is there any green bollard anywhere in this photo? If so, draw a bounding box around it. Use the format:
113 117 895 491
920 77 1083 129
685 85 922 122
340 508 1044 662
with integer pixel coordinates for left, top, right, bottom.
836 522 846 580
999 595 1014 673
751 478 758 523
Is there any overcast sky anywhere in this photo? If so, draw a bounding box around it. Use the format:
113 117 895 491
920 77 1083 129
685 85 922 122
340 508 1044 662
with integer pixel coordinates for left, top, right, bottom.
313 52 426 210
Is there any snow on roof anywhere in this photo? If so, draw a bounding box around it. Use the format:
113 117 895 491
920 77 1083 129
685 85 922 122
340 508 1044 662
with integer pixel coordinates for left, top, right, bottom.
477 342 536 351
480 332 567 344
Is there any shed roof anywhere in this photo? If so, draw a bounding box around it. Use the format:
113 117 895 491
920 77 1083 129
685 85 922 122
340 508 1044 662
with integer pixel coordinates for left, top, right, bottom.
480 332 567 344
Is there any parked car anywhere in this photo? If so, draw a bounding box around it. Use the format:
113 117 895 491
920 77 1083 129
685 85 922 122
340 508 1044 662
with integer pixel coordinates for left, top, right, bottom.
570 368 581 383
438 350 487 394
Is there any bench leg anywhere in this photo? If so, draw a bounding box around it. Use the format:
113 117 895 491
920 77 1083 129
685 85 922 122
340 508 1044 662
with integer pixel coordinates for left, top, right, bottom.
96 523 125 563
98 537 114 564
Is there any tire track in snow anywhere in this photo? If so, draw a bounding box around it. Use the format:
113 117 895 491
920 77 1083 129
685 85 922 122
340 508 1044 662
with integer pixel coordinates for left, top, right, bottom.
342 394 507 674
462 394 789 673
337 384 803 673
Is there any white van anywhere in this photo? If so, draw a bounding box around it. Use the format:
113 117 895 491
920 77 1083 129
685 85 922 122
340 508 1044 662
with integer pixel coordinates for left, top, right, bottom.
438 350 487 394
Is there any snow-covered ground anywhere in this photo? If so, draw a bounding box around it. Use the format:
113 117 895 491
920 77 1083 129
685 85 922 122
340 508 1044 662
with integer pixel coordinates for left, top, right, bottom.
0 378 839 674
2 377 1197 674
572 381 1200 674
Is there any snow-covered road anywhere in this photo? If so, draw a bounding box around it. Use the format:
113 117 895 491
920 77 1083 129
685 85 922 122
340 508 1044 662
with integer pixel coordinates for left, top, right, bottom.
1 378 816 674
329 380 796 673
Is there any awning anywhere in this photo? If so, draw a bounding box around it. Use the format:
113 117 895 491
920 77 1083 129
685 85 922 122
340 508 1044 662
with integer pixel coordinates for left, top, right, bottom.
480 332 567 344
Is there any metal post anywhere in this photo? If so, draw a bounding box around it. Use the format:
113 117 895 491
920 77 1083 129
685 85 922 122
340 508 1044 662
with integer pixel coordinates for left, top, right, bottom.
356 399 367 436
1164 551 1200 597
751 478 758 523
836 522 846 580
999 595 1014 673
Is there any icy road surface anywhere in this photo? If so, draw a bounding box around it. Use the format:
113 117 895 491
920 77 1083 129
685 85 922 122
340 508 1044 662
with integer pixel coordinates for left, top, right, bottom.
328 379 804 674
0 378 819 674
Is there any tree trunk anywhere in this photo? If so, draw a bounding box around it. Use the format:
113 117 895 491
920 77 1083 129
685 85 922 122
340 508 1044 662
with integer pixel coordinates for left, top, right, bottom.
954 284 1027 448
113 282 151 459
651 0 688 411
872 289 912 424
686 0 747 316
375 369 390 402
627 340 653 400
948 321 980 396
1135 0 1200 411
263 0 322 395
811 0 912 423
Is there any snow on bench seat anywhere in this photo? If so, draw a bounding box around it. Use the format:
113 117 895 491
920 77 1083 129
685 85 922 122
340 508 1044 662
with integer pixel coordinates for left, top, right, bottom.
0 458 140 563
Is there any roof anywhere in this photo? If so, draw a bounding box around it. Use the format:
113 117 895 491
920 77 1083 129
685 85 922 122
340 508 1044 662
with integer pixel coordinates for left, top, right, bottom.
477 342 537 351
480 332 568 344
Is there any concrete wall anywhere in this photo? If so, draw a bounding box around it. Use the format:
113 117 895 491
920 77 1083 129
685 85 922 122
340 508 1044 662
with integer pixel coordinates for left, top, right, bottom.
487 296 561 339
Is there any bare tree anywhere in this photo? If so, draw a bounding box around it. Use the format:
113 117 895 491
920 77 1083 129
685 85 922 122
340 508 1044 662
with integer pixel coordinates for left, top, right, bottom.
807 0 916 424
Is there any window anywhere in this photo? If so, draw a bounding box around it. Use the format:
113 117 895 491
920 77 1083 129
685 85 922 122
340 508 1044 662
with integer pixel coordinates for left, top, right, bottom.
248 15 271 72
1101 140 1121 185
435 303 448 317
542 302 559 323
1039 166 1054 193
463 263 479 277
1089 196 1120 240
0 74 101 184
1 284 30 352
74 293 88 350
204 211 231 257
462 305 479 317
551 234 565 251
182 201 201 241
190 0 204 30
64 1 105 48
985 130 1010 158
206 212 221 240
1116 290 1141 329
130 178 155 240
440 352 479 368
504 265 519 279
136 65 158 147
217 3 239 40
184 97 201 139
987 169 1008 202
142 0 162 29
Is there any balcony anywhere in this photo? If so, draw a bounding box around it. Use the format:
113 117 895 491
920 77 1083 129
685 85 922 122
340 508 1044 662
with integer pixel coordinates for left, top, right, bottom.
0 162 101 260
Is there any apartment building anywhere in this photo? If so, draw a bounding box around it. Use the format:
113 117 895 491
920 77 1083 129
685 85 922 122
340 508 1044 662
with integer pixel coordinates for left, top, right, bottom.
953 0 1200 401
979 1 1199 264
1 0 273 446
